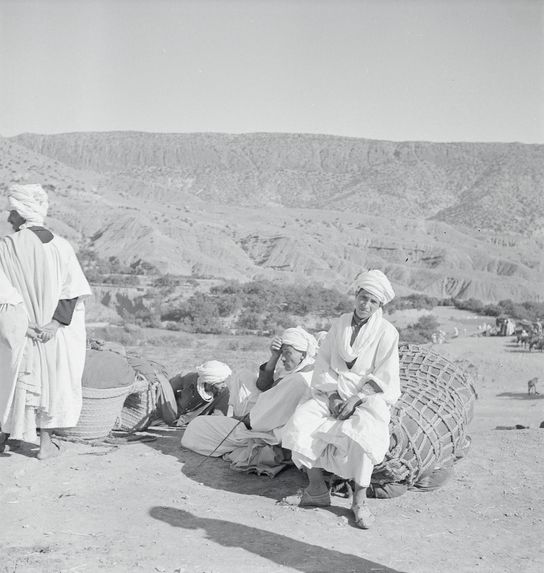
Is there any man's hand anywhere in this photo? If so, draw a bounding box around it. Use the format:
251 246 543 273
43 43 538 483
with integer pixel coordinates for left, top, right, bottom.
269 335 283 357
336 395 363 421
328 392 344 418
37 320 61 343
26 325 41 341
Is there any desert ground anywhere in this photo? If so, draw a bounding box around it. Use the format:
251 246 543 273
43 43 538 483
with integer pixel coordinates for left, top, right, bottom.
1 308 543 573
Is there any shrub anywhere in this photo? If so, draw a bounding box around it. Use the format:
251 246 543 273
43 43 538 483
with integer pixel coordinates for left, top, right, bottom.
399 314 440 344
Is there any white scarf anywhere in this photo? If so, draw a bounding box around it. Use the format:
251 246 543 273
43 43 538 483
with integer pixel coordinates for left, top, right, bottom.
337 308 383 362
314 309 385 399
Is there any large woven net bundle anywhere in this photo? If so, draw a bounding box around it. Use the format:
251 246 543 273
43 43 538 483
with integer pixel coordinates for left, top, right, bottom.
371 344 477 493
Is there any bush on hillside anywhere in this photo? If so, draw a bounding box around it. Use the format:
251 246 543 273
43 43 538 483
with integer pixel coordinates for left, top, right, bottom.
399 315 440 344
387 293 439 313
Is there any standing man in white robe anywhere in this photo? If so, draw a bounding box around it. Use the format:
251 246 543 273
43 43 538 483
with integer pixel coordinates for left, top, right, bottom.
282 270 400 529
0 184 91 459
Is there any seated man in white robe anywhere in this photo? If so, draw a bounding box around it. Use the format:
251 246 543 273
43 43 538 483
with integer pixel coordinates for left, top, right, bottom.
0 184 91 459
181 327 317 474
282 270 400 529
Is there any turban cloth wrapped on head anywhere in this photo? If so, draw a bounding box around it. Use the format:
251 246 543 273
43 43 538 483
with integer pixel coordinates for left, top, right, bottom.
281 327 318 358
7 184 49 227
353 269 395 305
314 330 329 348
196 360 232 401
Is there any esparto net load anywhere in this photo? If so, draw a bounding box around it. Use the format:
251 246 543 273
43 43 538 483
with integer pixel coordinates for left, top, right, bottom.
369 344 477 498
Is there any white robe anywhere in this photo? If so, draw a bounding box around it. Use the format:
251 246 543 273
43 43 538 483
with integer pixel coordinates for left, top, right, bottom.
181 359 313 457
0 229 91 440
282 310 400 486
0 270 28 429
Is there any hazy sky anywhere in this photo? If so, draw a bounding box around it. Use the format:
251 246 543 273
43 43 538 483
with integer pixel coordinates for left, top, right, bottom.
1 0 543 142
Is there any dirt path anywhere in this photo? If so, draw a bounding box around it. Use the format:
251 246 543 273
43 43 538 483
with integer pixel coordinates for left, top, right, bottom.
1 334 543 573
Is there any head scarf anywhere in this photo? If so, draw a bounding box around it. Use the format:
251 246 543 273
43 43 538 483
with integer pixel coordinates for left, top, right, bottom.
352 269 395 305
281 326 318 358
196 360 232 401
7 184 49 227
314 330 328 348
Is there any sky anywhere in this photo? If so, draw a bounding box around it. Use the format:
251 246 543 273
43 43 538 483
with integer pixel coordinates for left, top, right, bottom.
0 0 543 143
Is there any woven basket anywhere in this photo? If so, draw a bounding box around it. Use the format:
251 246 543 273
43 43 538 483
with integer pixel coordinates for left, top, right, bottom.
57 384 133 441
371 344 477 489
114 355 170 432
115 373 158 432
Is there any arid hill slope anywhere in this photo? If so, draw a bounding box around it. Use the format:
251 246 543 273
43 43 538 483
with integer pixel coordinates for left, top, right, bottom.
3 132 544 301
13 131 544 232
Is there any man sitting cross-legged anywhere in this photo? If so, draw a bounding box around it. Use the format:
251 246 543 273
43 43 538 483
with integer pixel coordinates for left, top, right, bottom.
181 327 317 475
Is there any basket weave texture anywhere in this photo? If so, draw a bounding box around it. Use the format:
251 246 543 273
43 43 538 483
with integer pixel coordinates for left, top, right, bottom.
57 385 133 441
114 355 169 432
371 344 477 488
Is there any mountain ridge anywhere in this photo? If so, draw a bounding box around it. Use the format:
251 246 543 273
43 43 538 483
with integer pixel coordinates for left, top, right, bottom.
2 132 544 302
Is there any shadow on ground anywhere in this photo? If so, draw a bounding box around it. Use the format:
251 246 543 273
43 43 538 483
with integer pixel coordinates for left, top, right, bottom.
496 392 544 400
150 505 406 573
0 440 38 459
143 427 307 501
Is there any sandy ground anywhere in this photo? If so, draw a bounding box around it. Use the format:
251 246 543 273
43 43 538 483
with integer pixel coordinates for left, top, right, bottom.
1 315 544 573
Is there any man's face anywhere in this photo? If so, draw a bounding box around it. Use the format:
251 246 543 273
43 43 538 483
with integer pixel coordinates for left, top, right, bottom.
7 210 25 231
281 344 305 372
354 289 381 321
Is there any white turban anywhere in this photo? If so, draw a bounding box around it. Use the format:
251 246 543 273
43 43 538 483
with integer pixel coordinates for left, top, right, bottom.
7 184 49 227
353 269 395 305
281 327 318 358
196 360 232 401
314 330 329 348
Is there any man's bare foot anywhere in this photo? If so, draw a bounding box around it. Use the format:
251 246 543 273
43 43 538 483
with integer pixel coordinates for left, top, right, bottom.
37 440 61 460
352 484 374 529
352 500 375 529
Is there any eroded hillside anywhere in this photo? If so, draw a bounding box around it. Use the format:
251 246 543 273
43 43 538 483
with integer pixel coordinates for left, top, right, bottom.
2 132 544 301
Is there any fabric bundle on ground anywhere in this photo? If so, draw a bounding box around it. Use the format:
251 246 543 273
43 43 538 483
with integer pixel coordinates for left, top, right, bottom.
368 343 477 498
